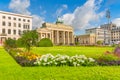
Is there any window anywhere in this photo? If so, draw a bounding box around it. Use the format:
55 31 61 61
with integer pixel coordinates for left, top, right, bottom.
13 17 16 20
8 22 11 26
98 32 99 35
28 25 30 29
13 23 16 27
13 30 16 35
8 29 11 34
2 29 5 34
2 21 6 26
25 25 27 29
18 30 21 35
27 20 30 22
18 18 21 21
8 17 11 20
2 16 5 19
23 24 25 29
23 19 26 22
18 23 21 27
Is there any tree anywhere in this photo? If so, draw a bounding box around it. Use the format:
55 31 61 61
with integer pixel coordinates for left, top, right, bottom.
18 30 38 52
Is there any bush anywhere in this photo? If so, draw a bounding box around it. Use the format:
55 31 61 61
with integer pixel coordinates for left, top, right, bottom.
37 38 53 47
114 45 120 57
98 54 119 61
96 40 103 45
111 44 117 47
4 38 16 49
97 53 120 66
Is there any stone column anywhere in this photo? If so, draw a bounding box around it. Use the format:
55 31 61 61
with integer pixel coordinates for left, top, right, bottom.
67 32 69 45
49 33 51 39
57 31 59 44
71 32 74 44
63 31 65 45
46 33 48 38
40 32 42 39
51 30 54 43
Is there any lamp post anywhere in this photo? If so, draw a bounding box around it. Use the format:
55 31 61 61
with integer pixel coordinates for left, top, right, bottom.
104 30 106 45
105 9 111 45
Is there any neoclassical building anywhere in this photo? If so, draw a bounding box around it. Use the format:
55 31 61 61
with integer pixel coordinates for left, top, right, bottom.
75 34 96 45
37 21 74 45
75 26 111 45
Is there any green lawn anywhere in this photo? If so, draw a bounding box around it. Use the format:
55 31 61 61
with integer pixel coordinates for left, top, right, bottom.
31 46 114 58
1 46 120 80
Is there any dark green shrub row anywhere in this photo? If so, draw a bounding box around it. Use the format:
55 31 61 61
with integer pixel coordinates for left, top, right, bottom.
37 38 53 47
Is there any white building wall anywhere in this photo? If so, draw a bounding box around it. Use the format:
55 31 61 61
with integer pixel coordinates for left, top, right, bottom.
0 11 32 40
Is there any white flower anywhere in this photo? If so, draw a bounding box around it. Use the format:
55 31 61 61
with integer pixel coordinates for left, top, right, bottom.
77 64 80 66
61 61 66 63
88 58 95 62
43 63 47 66
79 60 84 63
73 62 77 66
43 58 48 62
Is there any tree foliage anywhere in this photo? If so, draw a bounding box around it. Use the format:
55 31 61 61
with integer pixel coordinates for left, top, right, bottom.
17 30 38 52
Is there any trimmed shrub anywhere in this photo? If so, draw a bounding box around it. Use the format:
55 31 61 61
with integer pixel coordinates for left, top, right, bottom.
98 54 119 61
97 53 120 66
4 38 16 49
96 40 103 45
38 38 53 47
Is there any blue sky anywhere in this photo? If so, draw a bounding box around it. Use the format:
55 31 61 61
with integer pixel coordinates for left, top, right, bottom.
0 0 120 35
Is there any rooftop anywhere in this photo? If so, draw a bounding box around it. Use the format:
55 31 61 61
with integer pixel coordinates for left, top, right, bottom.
0 11 32 18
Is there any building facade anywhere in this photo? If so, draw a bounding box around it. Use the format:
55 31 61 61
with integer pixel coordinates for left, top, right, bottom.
86 28 111 44
75 34 96 45
100 23 120 44
0 11 32 45
37 22 74 45
75 27 111 45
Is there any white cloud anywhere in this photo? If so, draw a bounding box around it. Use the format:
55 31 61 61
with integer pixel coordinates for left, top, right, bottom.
9 0 44 29
32 15 44 29
56 4 68 17
113 18 120 26
9 0 31 15
61 0 105 31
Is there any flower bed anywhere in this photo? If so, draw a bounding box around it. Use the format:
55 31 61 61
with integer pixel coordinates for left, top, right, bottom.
6 48 120 67
6 47 96 67
16 52 40 66
34 54 96 66
96 50 120 66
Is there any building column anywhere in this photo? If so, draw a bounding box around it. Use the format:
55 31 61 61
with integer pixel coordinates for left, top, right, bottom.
49 33 51 40
46 33 47 38
71 32 74 44
51 30 54 44
67 32 69 45
40 32 42 39
57 31 59 44
63 31 65 45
